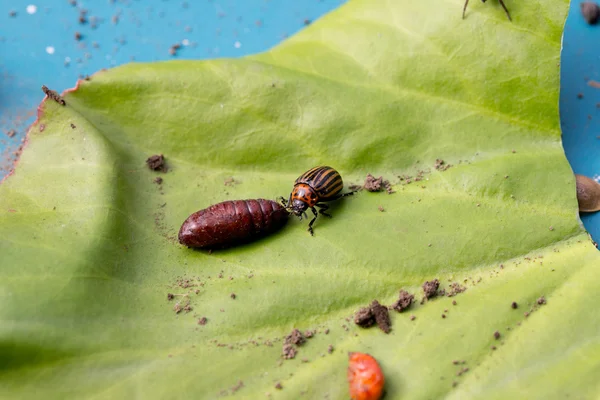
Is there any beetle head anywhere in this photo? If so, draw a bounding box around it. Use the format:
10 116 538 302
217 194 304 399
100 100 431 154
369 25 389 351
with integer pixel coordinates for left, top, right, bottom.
290 198 309 217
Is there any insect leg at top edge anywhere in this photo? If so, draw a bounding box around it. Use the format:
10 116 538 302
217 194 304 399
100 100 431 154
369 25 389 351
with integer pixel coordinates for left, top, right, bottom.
462 0 512 21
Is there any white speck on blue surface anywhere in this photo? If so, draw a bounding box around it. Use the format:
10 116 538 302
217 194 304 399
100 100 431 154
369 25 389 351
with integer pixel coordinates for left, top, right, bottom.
26 5 37 14
234 41 241 49
182 39 190 46
45 46 55 55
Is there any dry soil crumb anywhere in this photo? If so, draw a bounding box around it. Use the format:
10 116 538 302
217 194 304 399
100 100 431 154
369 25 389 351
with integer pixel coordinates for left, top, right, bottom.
364 174 383 192
282 344 297 359
494 331 501 340
537 296 546 305
153 177 163 185
6 129 16 138
42 85 66 105
146 154 167 172
434 158 452 171
511 301 518 309
422 279 440 302
230 293 237 299
327 345 334 354
198 317 208 325
167 293 174 301
275 382 283 390
410 315 416 321
391 290 414 312
582 2 600 24
285 329 305 346
354 306 375 328
70 123 76 129
371 300 391 333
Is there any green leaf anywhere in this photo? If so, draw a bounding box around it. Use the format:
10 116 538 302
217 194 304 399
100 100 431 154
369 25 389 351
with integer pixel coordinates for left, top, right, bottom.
1 0 596 398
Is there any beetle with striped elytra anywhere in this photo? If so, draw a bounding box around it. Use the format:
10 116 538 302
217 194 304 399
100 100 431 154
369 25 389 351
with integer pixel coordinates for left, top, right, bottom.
280 166 356 235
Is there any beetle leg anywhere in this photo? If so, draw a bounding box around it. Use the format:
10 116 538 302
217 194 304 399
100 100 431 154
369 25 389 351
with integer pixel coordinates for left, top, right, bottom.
330 191 356 202
497 0 511 20
316 203 332 218
462 0 469 18
278 196 288 206
307 207 318 236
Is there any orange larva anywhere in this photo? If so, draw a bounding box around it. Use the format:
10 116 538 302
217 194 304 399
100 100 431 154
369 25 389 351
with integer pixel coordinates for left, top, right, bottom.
347 352 385 400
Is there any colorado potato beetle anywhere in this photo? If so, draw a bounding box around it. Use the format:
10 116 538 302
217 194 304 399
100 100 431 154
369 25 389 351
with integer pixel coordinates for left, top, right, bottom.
280 166 355 235
178 199 289 249
348 352 385 400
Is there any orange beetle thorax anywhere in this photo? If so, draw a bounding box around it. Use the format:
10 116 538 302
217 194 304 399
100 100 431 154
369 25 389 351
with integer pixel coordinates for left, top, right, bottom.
289 183 319 216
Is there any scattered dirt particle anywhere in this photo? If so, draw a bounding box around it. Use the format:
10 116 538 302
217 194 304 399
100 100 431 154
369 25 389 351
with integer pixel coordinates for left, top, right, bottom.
524 311 530 318
231 380 244 393
491 345 497 350
39 124 46 132
327 345 334 354
6 129 16 138
511 301 518 309
452 300 457 306
304 330 315 338
378 206 385 212
371 300 391 333
303 18 311 25
537 296 546 305
582 2 600 24
457 367 469 376
301 358 309 363
146 154 167 172
422 279 440 302
41 85 66 105
434 158 452 171
169 43 182 56
452 381 458 387
410 315 416 321
282 344 297 359
198 317 208 325
577 93 584 99
285 329 305 346
452 360 460 365
275 382 283 390
446 282 466 297
167 293 174 301
324 328 330 334
153 177 163 185
230 293 237 300
9 10 16 17
70 123 76 129
391 289 414 312
224 177 237 186
549 226 554 231
442 314 446 319
494 331 501 340
74 31 83 41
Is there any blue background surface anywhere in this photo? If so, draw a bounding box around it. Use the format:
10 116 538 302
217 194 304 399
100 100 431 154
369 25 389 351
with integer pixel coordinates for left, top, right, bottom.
561 0 600 243
1 0 599 242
